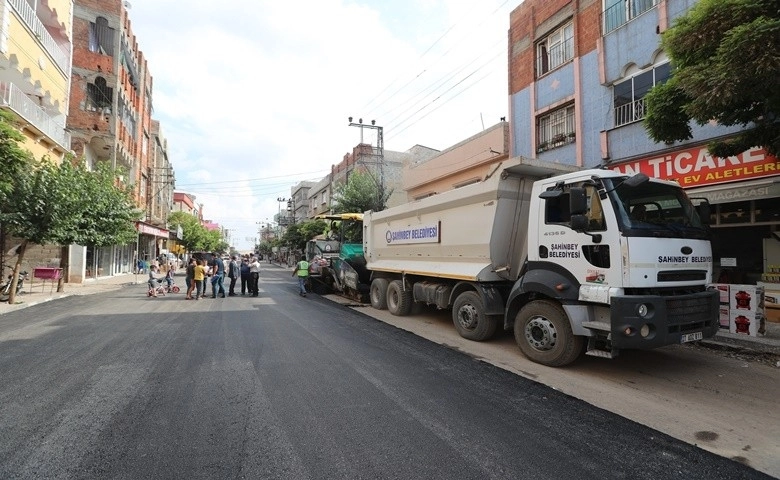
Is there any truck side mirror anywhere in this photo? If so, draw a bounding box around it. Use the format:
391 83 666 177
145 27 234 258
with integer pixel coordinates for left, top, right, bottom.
571 214 588 231
569 187 587 215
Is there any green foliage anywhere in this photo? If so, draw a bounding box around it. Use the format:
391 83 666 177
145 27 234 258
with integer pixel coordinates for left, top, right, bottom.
257 240 274 255
0 156 140 247
74 161 141 246
281 219 328 252
644 0 780 157
0 111 33 204
168 211 226 252
332 170 391 214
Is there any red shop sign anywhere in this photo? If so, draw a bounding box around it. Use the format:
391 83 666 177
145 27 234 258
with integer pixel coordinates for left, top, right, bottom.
610 146 780 188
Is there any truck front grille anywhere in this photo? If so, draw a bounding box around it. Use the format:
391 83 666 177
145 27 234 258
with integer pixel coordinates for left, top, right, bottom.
666 294 715 333
657 270 707 282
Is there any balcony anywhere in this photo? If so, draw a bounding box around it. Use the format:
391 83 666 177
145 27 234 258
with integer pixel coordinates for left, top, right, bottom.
0 82 70 150
603 0 659 35
614 98 646 127
8 0 70 76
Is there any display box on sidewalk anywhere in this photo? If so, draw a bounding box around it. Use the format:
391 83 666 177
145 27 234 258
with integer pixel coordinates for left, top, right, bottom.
719 305 730 329
710 283 730 304
729 285 760 311
725 284 765 336
728 309 763 336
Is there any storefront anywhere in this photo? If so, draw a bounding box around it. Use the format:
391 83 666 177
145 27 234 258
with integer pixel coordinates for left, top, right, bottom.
136 221 170 270
84 242 134 279
611 145 780 284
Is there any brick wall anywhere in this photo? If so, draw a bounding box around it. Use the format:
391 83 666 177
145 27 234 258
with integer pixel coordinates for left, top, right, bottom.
509 0 601 95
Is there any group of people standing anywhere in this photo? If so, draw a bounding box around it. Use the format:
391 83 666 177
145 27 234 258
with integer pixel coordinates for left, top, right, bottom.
183 253 263 300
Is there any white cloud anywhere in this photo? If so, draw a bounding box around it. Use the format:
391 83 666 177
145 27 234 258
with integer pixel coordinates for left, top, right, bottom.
129 0 512 250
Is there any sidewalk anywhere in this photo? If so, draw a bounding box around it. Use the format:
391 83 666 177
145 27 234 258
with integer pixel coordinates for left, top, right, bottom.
2 269 779 357
0 273 141 315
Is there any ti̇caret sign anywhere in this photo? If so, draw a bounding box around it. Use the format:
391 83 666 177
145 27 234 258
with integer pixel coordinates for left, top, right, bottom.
610 146 779 188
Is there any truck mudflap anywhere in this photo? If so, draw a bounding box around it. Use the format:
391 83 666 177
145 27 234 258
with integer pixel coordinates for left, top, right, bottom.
608 290 719 349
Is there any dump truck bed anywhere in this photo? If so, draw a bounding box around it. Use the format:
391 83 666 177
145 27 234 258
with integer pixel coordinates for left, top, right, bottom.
364 157 579 282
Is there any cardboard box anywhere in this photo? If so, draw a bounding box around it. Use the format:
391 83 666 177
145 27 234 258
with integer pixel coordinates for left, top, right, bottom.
729 285 763 311
729 309 762 336
709 283 730 304
764 289 780 307
719 305 730 328
766 306 780 323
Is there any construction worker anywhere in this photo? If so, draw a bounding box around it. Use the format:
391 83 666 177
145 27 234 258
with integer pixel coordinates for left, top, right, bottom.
292 258 310 297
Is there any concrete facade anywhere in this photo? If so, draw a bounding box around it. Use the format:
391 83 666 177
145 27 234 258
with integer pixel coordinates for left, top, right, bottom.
507 0 780 282
403 122 509 201
0 0 74 278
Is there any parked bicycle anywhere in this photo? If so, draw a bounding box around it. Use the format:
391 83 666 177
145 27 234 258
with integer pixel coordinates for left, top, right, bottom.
0 267 29 302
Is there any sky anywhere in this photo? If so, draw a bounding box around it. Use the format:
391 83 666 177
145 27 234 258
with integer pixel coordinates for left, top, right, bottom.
128 0 517 251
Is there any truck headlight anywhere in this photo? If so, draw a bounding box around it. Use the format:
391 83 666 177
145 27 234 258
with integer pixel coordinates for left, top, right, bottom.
637 303 649 318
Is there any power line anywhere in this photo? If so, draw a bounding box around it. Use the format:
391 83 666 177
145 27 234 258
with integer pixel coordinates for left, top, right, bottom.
175 169 329 187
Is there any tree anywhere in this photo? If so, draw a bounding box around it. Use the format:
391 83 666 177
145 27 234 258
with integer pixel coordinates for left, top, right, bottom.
281 219 328 253
332 170 391 214
643 0 780 157
167 211 226 253
49 159 141 291
0 156 140 303
0 111 33 203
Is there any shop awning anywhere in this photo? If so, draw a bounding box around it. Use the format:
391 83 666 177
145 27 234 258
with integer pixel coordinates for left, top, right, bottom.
686 178 780 205
135 221 170 238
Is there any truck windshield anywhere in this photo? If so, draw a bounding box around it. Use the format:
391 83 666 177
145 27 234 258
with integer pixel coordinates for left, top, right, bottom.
606 178 709 239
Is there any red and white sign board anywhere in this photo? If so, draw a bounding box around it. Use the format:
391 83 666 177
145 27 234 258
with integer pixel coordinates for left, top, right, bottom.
611 146 779 188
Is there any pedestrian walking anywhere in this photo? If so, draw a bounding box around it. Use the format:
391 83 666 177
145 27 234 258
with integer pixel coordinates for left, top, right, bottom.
185 258 196 299
227 255 239 296
292 259 310 297
249 255 261 297
240 257 250 295
193 259 207 300
210 252 226 298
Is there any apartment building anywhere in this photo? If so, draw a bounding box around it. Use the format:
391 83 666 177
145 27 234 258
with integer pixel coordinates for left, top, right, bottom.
508 0 779 283
67 0 165 278
0 0 74 273
403 122 509 200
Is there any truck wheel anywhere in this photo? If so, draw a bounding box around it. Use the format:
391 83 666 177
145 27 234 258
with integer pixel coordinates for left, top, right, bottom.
514 300 583 367
452 291 498 341
387 280 412 316
370 278 389 310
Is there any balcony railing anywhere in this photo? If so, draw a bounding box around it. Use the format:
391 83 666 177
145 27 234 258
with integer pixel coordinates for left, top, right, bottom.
0 82 70 149
603 0 658 35
614 98 646 127
8 0 71 76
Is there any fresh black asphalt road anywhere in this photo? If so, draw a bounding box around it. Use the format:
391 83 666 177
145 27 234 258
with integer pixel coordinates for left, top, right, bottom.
0 269 770 479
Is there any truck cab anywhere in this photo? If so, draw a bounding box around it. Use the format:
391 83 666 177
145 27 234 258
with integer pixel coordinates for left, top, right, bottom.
515 170 718 362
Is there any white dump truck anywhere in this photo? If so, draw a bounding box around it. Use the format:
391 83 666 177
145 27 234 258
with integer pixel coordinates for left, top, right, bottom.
363 156 719 366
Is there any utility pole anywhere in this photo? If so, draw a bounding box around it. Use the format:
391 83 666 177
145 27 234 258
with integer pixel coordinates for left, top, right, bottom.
348 117 385 208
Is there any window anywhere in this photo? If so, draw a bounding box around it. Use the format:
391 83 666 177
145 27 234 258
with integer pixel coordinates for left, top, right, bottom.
544 184 605 230
88 17 115 55
537 104 575 152
613 62 670 127
537 22 574 76
86 76 113 111
604 0 659 34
